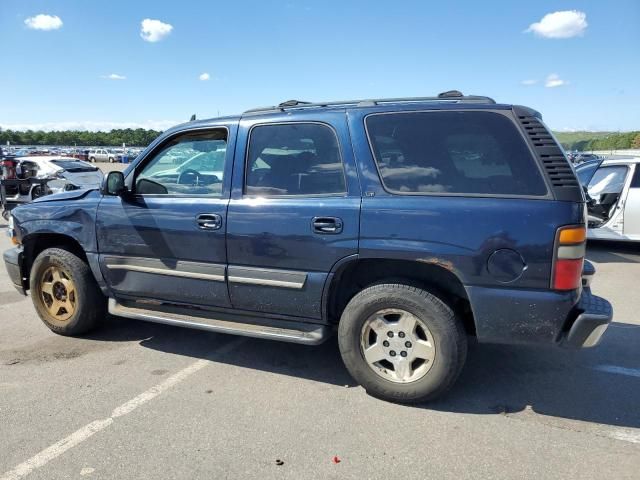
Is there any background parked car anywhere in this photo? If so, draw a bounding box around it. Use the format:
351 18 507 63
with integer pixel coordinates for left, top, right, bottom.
576 157 640 241
88 148 117 163
11 156 103 196
570 152 603 164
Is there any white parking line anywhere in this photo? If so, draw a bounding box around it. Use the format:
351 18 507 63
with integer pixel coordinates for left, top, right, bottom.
592 365 640 378
609 430 640 444
0 338 245 480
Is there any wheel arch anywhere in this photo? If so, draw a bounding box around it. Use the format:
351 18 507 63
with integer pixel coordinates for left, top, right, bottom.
323 257 476 336
22 233 89 287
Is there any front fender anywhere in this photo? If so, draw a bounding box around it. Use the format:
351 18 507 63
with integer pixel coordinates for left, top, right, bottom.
12 192 101 252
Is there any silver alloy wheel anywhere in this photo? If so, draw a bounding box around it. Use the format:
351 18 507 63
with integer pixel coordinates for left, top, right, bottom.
360 308 436 383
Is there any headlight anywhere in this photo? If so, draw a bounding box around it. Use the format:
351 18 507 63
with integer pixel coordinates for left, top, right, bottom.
7 215 20 245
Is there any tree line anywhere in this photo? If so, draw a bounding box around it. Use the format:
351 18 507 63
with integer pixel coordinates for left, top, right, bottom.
0 128 162 147
1 127 639 152
555 131 640 151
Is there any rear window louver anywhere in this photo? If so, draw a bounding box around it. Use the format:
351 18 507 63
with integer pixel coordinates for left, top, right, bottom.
514 108 583 202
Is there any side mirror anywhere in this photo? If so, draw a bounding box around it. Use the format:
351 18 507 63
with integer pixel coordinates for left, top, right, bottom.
104 171 127 196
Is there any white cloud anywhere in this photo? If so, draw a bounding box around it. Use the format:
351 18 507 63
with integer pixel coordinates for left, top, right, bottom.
101 73 126 80
140 18 173 42
24 14 63 31
0 120 178 132
525 10 588 39
199 72 210 81
545 73 568 88
521 79 538 86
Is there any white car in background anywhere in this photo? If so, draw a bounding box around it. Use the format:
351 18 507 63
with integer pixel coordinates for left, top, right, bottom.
576 156 640 242
11 156 103 199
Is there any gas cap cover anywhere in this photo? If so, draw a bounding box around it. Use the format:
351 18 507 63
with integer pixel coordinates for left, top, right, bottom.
487 249 526 283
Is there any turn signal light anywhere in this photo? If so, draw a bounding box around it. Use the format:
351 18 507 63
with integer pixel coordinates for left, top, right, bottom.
552 226 586 291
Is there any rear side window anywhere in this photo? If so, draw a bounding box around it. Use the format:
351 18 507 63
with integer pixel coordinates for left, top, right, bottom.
366 111 548 196
245 123 346 196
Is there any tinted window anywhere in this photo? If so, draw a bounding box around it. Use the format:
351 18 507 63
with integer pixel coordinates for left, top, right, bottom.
366 111 548 196
245 123 345 196
136 130 227 196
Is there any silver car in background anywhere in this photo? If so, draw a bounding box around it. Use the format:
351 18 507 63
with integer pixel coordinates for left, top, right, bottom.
576 157 640 241
88 148 117 163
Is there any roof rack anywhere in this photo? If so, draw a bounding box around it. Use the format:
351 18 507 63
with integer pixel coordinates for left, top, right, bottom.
243 90 496 114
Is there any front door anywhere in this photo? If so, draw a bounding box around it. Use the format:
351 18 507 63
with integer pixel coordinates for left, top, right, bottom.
624 164 640 238
226 113 361 320
96 125 234 308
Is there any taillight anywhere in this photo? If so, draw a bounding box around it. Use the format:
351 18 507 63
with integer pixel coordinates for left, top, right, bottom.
1 160 17 179
552 226 586 290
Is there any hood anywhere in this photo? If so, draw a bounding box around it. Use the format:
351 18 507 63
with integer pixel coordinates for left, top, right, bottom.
33 188 99 203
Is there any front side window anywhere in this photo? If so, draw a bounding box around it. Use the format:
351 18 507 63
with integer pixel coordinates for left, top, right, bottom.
587 166 628 197
366 111 548 196
245 123 346 196
135 129 227 196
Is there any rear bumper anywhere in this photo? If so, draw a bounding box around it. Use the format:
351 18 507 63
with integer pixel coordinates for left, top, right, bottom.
467 260 612 347
562 287 612 348
3 246 27 295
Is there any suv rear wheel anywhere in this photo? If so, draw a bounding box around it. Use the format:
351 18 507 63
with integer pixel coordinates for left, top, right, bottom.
30 248 106 336
338 283 467 403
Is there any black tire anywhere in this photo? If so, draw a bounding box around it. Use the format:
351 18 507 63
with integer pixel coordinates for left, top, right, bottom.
338 283 467 403
29 247 106 336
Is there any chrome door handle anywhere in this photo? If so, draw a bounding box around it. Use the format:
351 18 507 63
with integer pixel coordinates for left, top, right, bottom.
312 216 343 234
196 213 222 230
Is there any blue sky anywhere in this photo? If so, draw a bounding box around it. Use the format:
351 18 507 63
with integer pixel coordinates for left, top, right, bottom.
1 0 638 132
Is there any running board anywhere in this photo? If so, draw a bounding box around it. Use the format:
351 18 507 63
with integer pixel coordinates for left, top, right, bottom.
108 299 330 345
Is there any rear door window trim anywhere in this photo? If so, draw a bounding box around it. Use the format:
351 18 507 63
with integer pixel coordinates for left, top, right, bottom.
243 121 348 199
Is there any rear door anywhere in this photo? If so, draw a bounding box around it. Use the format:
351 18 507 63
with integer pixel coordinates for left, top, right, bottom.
96 124 235 308
226 112 361 319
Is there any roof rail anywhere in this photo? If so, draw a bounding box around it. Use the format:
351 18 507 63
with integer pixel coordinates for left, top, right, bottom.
243 90 496 114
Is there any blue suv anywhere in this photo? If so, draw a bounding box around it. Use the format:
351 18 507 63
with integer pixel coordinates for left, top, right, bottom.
3 91 612 403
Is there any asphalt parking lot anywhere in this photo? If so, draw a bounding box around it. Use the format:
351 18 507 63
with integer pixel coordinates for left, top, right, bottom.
1 194 639 478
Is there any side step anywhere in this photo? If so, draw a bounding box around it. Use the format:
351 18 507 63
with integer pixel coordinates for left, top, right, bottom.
108 299 331 345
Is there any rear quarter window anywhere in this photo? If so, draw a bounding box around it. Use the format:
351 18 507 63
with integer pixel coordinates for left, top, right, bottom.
366 111 548 196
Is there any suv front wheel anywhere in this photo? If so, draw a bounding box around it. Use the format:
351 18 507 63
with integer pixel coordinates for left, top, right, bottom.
338 283 467 403
30 248 106 336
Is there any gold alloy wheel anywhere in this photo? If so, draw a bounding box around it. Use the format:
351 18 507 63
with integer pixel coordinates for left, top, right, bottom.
40 266 77 321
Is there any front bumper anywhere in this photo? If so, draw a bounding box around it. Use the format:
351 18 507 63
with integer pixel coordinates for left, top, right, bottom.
3 246 27 295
